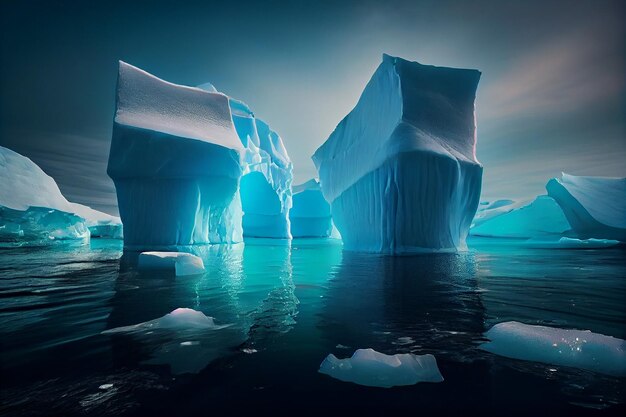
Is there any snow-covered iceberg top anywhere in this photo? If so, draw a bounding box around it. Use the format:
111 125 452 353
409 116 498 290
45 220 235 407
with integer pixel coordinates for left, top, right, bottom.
480 321 626 377
115 62 242 152
313 53 481 203
547 173 626 241
319 348 444 388
138 252 206 276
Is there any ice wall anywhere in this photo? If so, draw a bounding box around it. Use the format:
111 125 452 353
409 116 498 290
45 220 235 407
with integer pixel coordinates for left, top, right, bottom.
547 173 626 241
289 179 332 238
108 62 244 249
313 54 482 253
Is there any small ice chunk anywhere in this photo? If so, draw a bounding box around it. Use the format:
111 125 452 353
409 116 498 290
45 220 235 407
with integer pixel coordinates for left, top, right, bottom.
102 308 229 334
138 251 205 276
319 348 444 388
98 384 114 390
480 321 626 376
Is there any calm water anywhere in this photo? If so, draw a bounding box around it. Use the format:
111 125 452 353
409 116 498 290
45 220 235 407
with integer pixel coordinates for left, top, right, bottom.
0 238 625 416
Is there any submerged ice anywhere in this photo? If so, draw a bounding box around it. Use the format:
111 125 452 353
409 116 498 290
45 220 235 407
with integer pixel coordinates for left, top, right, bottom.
480 321 626 377
319 348 444 388
0 146 121 244
102 308 229 333
313 54 482 253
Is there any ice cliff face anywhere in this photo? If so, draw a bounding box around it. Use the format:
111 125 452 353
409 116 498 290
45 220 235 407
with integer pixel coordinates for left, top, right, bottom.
313 54 482 253
0 146 121 244
547 173 626 242
199 85 293 239
108 62 244 249
289 179 332 238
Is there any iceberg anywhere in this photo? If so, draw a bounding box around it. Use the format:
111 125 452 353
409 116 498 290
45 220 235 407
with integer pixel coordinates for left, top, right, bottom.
138 252 206 276
289 179 333 238
547 173 626 241
312 54 482 253
470 195 571 238
480 321 626 377
0 146 121 244
199 84 293 239
108 62 245 249
319 348 444 388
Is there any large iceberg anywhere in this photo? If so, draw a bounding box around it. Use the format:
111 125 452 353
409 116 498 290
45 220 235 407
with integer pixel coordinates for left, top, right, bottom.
108 62 245 249
0 146 121 244
480 321 626 377
470 195 571 238
289 179 333 238
312 54 482 253
199 84 293 239
319 348 444 388
547 173 626 242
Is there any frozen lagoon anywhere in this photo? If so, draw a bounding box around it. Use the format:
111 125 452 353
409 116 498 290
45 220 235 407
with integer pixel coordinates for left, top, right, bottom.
0 237 624 416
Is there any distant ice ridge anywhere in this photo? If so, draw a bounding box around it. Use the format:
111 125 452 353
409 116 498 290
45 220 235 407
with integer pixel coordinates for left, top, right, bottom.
198 83 293 239
470 195 570 238
313 54 482 253
480 321 626 377
547 173 626 242
290 179 333 238
138 252 206 276
319 348 444 388
0 146 121 245
108 62 245 249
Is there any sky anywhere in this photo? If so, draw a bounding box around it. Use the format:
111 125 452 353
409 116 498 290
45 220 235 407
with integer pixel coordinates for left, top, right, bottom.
1 0 624 216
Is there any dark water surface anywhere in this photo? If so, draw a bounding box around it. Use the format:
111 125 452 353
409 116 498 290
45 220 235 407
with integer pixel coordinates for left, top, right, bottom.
1 238 625 416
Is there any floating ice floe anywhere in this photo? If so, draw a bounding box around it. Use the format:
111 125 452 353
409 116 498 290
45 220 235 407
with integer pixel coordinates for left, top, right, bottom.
290 179 333 238
319 348 444 388
138 252 206 276
547 173 626 242
313 54 482 253
0 146 121 245
480 321 626 377
102 308 229 334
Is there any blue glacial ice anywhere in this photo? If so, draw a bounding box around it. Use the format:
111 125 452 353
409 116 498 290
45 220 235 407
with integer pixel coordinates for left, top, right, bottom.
547 173 626 242
480 321 626 377
138 251 206 276
312 54 482 253
470 195 571 238
108 62 245 249
289 179 333 238
199 84 293 239
0 146 121 245
319 348 444 388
